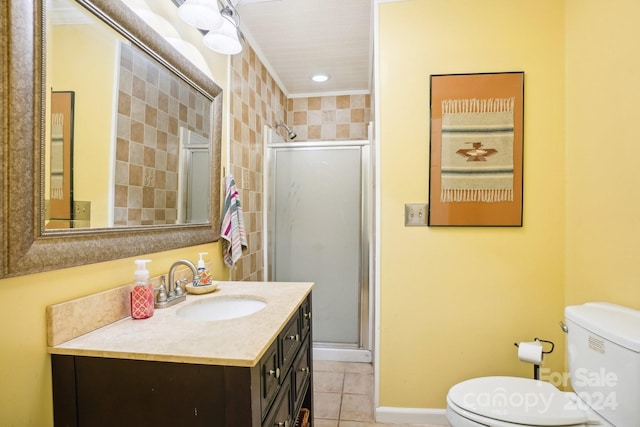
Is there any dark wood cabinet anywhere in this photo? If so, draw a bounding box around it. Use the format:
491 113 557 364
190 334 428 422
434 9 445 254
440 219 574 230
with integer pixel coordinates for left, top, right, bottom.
52 294 313 427
280 313 302 380
261 338 281 420
263 376 293 427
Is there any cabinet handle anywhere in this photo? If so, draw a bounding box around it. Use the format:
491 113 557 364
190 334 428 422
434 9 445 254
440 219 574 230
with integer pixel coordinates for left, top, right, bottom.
275 421 289 427
268 368 281 378
287 334 300 342
299 366 310 373
304 311 312 320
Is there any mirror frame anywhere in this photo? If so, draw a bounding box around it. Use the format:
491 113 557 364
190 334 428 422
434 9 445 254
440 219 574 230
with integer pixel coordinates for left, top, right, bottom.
0 0 222 278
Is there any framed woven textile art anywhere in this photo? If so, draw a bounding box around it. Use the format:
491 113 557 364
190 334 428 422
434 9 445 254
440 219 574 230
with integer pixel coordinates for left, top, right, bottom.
48 91 75 229
428 72 524 226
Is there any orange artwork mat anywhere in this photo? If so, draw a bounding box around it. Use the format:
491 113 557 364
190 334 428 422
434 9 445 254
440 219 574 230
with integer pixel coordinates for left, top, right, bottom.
48 91 75 229
428 72 524 226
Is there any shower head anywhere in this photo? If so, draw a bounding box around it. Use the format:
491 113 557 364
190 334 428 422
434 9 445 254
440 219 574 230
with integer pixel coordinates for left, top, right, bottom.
276 122 297 140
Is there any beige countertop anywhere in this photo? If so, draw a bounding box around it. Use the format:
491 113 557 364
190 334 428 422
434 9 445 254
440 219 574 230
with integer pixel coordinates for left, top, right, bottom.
48 281 313 367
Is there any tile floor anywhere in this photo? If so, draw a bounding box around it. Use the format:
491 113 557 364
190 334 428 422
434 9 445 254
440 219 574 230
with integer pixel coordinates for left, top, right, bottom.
312 360 448 427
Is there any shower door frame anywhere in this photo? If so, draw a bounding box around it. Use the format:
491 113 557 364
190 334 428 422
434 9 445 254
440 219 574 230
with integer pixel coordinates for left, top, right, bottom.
264 134 373 361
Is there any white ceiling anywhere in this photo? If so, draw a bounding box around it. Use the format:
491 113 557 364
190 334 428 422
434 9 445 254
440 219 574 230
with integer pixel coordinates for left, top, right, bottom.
51 0 373 97
235 0 373 97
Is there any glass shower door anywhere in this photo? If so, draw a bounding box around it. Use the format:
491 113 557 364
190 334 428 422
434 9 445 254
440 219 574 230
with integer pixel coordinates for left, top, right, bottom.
270 145 364 345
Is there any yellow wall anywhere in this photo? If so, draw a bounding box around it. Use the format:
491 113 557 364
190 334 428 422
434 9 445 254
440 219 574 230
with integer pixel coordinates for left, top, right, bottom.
378 0 566 408
50 23 117 227
0 243 226 426
564 0 640 309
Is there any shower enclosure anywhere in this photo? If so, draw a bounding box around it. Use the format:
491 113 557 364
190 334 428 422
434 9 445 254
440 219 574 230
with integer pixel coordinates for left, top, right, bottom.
264 127 373 362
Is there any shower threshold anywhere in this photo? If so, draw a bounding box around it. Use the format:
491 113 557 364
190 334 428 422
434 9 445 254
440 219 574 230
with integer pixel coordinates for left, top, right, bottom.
313 343 372 363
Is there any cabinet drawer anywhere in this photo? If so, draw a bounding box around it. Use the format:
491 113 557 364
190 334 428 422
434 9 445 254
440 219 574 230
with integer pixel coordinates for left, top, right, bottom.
300 297 312 340
262 376 293 427
292 337 311 411
279 311 301 381
260 339 280 418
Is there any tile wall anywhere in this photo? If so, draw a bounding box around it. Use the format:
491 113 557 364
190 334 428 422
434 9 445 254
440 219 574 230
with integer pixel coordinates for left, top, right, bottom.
287 94 371 141
229 45 287 280
114 43 211 226
229 46 371 281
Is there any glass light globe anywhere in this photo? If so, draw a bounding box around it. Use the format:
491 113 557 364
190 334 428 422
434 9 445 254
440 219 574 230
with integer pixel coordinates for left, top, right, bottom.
178 0 223 31
203 18 242 55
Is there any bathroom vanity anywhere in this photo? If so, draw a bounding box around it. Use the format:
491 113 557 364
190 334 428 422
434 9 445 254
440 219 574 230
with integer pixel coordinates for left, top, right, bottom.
47 281 313 427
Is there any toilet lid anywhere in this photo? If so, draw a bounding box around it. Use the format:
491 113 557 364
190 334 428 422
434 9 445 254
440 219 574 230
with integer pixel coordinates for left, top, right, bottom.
448 376 588 426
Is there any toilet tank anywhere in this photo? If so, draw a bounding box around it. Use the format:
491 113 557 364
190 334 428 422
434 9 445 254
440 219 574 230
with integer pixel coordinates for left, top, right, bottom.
565 302 640 427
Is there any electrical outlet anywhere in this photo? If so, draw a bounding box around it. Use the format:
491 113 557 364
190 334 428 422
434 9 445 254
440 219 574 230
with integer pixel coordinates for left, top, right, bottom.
404 203 428 226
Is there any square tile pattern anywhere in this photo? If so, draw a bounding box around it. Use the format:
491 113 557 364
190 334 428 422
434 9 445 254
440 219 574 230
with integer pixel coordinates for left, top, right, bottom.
114 43 211 226
314 361 447 427
229 45 287 281
287 95 371 142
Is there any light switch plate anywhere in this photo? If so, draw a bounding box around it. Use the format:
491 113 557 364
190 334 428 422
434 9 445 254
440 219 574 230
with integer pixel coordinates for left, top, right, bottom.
73 201 91 222
404 203 428 226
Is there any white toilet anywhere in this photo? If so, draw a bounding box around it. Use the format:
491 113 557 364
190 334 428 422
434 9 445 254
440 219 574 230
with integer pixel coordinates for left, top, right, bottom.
446 302 640 426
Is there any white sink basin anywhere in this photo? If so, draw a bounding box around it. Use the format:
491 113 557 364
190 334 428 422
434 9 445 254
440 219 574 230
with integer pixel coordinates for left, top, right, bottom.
176 296 267 321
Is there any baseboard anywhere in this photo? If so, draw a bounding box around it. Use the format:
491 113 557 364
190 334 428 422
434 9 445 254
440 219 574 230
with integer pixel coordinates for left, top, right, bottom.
375 406 448 425
312 347 372 363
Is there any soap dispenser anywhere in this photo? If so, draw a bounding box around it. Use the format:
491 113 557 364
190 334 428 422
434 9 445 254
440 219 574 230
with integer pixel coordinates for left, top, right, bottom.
197 252 212 285
130 259 154 319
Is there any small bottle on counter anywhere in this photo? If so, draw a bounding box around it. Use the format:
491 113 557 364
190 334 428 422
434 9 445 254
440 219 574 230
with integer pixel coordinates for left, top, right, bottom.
130 259 154 319
197 252 212 285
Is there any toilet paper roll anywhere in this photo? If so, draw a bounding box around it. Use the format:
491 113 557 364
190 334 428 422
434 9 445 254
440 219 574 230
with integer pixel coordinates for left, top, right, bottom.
517 341 543 364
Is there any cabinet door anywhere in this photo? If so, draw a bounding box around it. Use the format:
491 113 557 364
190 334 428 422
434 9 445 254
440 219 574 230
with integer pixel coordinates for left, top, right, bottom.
300 296 312 340
280 310 301 380
261 339 281 418
74 357 228 427
262 378 293 427
292 337 311 412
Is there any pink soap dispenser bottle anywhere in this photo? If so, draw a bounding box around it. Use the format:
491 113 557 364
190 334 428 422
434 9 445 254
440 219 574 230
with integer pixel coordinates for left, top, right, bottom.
130 259 154 319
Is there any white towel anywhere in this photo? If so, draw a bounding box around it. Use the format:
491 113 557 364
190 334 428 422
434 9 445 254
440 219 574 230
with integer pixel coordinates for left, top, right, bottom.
221 174 247 268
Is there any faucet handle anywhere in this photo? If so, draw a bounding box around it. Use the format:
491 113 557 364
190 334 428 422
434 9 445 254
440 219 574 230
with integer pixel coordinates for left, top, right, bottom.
174 279 186 296
154 284 168 303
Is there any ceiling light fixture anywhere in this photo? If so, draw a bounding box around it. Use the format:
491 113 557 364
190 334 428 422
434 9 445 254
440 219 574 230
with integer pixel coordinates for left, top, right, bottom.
203 4 242 55
177 0 243 55
311 73 330 83
177 0 224 31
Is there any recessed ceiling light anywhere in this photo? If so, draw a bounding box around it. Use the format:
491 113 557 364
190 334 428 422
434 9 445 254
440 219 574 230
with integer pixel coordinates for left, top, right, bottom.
311 73 330 83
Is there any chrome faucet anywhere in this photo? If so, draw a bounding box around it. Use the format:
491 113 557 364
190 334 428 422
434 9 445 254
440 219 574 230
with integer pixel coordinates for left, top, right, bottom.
168 259 198 296
154 259 198 309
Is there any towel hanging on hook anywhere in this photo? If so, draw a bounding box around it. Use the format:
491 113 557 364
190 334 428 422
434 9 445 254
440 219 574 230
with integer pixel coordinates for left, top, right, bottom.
221 174 247 269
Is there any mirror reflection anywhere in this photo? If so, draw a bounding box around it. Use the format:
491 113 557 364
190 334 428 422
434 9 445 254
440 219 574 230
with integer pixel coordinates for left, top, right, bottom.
45 0 213 230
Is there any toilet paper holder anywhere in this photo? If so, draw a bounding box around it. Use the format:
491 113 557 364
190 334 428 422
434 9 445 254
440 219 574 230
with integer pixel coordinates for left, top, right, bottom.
513 338 554 380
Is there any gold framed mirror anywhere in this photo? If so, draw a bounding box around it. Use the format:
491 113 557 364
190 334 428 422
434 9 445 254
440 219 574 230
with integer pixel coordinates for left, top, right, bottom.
0 0 222 278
